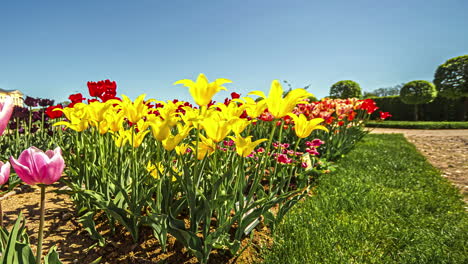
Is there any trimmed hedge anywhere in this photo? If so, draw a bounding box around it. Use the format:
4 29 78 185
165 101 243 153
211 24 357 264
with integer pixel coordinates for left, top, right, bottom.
370 96 466 121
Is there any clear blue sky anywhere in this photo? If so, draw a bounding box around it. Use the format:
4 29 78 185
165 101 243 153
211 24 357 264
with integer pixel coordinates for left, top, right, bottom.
1 0 467 104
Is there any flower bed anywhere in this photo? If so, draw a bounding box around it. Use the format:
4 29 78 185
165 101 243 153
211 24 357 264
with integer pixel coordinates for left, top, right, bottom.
0 75 383 263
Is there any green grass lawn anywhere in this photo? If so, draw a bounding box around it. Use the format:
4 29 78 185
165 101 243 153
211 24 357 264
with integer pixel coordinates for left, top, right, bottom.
366 121 468 129
261 134 467 264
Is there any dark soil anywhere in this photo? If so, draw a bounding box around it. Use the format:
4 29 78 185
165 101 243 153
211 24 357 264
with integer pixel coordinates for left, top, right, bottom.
1 183 272 264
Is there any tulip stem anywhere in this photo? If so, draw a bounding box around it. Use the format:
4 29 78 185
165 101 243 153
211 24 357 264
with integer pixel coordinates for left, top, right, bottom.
36 185 46 264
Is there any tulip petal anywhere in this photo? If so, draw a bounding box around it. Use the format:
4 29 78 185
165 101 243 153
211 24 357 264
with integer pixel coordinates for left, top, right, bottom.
214 78 232 86
43 153 65 184
0 161 10 186
31 151 52 184
173 79 193 87
17 147 39 183
0 96 14 136
248 90 266 98
268 80 284 103
10 156 35 185
10 147 64 186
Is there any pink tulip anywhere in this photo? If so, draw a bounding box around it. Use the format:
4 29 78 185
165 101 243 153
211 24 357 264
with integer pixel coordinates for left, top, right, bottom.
0 96 14 136
10 147 65 185
0 161 10 186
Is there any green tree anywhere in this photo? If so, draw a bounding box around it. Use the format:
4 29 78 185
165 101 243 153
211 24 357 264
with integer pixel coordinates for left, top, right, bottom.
329 80 362 99
362 91 378 98
433 55 468 120
363 83 403 98
400 80 437 121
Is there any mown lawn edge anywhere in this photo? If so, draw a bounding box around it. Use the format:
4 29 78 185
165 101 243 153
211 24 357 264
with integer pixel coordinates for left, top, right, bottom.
260 134 467 264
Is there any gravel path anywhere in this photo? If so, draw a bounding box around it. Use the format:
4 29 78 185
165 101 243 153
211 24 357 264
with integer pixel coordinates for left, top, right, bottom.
369 128 468 204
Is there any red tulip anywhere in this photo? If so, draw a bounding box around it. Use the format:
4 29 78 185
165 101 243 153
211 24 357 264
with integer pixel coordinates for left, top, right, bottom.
231 92 241 99
379 111 392 120
88 80 117 101
45 104 63 119
87 81 104 97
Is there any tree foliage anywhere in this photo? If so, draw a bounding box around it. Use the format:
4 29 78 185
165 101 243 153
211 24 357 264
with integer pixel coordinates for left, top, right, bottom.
329 80 362 99
433 55 468 99
400 80 437 121
363 83 403 98
400 80 437 105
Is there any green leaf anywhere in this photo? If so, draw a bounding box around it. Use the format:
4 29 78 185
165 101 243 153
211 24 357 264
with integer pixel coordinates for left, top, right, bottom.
2 213 23 264
141 213 168 252
78 211 105 246
88 256 102 264
44 246 62 264
167 216 203 258
14 242 35 264
0 227 10 253
101 203 138 241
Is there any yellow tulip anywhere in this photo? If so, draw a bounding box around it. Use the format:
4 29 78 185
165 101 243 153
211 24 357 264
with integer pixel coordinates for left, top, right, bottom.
151 122 171 141
113 129 130 148
135 119 151 132
104 111 125 133
234 97 267 119
156 100 184 126
130 129 150 148
180 106 205 128
97 120 110 134
54 119 89 132
200 112 233 143
210 101 246 119
161 124 193 151
148 116 172 142
192 135 216 160
54 103 90 132
228 134 267 157
87 101 114 125
117 94 150 123
174 73 231 107
230 118 251 134
146 161 165 179
288 114 328 138
175 143 191 156
249 80 312 118
146 161 177 182
113 128 149 148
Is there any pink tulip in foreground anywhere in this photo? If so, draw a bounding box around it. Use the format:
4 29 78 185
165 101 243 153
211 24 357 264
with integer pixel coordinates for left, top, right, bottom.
10 146 65 185
10 146 65 264
0 161 10 186
0 96 14 136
